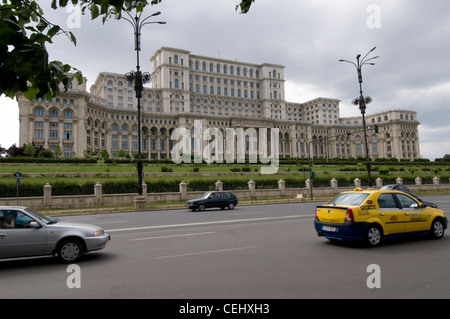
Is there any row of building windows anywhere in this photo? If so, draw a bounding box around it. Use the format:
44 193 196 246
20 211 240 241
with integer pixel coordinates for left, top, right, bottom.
34 108 73 118
35 98 75 105
188 60 260 78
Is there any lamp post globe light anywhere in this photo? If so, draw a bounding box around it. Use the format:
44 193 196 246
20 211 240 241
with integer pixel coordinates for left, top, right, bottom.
339 47 379 188
122 10 165 200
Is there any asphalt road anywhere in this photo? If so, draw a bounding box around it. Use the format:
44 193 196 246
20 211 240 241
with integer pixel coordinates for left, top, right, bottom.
1 195 449 299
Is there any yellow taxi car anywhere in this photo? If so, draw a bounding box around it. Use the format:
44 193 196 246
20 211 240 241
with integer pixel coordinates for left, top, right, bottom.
314 189 447 247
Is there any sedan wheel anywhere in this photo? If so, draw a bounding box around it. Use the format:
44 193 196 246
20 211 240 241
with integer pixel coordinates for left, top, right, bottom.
198 204 206 211
57 239 83 263
366 225 382 247
227 202 235 210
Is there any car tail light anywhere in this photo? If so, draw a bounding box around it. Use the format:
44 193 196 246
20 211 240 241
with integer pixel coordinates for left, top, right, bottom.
315 208 319 220
345 208 354 222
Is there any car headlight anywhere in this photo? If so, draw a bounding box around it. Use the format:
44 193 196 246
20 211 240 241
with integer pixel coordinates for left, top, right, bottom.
93 229 104 237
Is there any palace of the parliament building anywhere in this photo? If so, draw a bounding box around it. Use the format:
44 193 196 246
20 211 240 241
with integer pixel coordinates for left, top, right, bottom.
18 47 420 161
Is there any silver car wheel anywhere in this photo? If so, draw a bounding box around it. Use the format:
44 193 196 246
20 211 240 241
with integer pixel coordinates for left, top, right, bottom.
58 240 83 263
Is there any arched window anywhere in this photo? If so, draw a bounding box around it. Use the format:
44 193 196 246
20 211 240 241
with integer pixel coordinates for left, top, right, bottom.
34 108 44 116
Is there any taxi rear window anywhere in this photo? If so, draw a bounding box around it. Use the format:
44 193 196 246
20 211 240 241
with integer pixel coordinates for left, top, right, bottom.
327 193 369 206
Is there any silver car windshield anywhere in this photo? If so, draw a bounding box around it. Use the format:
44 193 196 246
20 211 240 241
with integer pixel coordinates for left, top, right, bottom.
24 208 58 225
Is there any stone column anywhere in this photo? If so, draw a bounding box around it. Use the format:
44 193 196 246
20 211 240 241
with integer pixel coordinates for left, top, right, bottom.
142 182 147 200
179 181 187 200
215 180 223 191
415 177 422 186
330 178 338 193
43 183 52 208
94 182 102 206
433 176 440 185
305 178 311 191
278 179 286 196
376 177 383 188
248 179 256 198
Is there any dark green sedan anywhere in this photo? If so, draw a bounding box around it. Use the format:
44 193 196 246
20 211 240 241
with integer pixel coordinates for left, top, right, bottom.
186 191 238 211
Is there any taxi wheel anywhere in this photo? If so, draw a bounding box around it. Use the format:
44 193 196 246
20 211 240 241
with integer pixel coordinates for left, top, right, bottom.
366 225 383 247
430 218 445 239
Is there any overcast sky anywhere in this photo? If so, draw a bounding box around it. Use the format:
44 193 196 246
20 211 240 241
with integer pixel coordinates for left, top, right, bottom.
1 0 449 160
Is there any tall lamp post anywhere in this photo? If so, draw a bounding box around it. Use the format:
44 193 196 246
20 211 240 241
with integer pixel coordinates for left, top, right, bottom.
339 47 379 187
122 10 165 197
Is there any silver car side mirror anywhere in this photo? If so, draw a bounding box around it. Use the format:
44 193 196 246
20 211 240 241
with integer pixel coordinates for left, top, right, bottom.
28 222 41 228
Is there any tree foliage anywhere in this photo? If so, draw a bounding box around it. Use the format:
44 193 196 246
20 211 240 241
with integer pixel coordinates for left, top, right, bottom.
0 0 254 101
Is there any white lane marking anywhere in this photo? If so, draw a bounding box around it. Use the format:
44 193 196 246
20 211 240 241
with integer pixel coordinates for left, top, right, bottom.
155 246 257 260
132 231 216 241
106 214 309 233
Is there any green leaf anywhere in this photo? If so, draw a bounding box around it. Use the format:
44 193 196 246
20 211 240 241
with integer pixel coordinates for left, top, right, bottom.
90 4 100 19
36 19 48 32
23 86 40 100
69 31 77 46
47 25 60 38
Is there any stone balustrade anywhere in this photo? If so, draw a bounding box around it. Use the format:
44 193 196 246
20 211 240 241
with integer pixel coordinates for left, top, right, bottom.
2 176 449 210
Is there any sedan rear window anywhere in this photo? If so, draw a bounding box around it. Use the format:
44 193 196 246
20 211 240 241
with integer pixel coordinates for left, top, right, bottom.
327 193 369 206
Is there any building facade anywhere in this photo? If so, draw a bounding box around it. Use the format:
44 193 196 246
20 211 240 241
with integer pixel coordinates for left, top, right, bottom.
17 47 420 161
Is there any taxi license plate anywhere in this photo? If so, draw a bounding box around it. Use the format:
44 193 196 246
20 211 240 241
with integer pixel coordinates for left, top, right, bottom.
322 226 337 232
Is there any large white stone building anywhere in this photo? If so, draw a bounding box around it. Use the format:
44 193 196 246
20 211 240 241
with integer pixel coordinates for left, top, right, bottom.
17 47 420 160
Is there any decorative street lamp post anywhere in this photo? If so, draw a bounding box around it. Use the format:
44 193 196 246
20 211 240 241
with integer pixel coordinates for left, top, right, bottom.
122 10 165 198
339 47 379 187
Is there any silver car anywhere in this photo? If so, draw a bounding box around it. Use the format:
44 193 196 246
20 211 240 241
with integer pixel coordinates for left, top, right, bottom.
0 206 110 263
